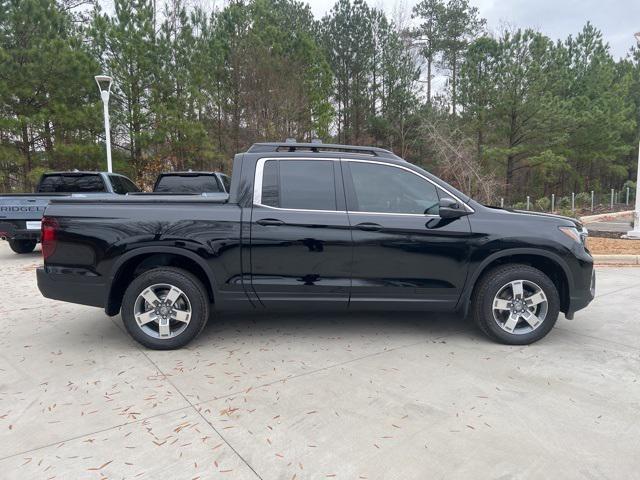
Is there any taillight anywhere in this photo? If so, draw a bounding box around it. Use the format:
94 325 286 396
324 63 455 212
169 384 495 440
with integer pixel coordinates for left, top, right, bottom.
41 217 58 260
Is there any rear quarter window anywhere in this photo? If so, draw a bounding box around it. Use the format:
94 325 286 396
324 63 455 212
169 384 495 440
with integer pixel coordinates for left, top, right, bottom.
109 175 140 194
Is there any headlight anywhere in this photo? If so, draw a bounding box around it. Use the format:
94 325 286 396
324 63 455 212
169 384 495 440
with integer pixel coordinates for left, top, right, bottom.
559 226 588 246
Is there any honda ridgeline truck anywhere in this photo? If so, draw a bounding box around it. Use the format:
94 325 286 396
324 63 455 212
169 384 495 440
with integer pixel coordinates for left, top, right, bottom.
36 142 595 349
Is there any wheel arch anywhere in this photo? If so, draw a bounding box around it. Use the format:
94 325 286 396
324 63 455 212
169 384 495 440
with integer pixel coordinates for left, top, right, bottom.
459 248 572 318
105 247 216 316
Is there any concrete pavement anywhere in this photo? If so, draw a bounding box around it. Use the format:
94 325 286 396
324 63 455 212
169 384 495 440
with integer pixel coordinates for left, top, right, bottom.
1 241 639 479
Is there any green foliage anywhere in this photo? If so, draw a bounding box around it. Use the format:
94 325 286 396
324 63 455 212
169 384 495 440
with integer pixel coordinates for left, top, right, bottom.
536 197 551 211
558 196 571 209
575 192 591 207
0 0 638 201
0 0 100 190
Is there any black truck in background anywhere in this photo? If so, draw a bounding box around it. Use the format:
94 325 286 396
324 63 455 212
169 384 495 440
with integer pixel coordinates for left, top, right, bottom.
153 171 231 194
0 171 139 253
37 142 595 349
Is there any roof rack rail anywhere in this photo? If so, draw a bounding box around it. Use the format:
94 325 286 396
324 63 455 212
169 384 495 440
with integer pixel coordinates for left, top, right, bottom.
247 142 397 158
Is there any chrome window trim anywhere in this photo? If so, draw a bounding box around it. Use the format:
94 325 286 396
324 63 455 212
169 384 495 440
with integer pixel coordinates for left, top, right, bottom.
252 156 474 216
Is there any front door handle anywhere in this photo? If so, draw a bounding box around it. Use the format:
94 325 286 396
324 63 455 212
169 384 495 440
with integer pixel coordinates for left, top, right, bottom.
257 218 284 226
355 222 382 232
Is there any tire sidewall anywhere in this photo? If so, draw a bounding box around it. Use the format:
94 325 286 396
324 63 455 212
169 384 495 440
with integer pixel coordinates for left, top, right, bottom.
9 239 37 254
478 266 560 345
121 268 209 350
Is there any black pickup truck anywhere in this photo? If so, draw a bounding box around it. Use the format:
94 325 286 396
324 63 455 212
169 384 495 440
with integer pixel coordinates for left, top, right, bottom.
37 142 595 349
0 171 139 253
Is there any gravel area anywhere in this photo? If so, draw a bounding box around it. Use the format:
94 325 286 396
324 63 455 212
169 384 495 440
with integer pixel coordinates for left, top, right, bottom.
588 237 640 254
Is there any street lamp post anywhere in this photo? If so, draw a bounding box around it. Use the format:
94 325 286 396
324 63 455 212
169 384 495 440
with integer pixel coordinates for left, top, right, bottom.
626 33 640 239
95 75 113 173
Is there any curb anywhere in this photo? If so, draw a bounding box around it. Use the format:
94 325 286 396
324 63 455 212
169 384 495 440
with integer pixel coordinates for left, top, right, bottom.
593 254 640 265
580 210 633 223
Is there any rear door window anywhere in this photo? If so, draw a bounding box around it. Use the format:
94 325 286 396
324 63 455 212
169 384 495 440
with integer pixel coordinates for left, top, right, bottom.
259 160 337 211
38 174 106 193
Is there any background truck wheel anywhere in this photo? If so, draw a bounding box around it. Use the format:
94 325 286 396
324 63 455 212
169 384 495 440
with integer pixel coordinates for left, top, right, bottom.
471 264 560 345
8 239 37 254
121 267 210 350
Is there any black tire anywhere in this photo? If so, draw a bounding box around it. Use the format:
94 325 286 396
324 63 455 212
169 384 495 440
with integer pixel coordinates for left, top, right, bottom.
121 267 210 350
8 239 37 254
471 264 560 345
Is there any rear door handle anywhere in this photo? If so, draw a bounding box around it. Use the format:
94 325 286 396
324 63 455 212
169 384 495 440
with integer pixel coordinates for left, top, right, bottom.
257 218 284 226
355 222 382 232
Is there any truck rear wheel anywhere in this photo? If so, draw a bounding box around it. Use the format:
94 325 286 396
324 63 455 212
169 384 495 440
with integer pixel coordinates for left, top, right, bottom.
471 264 560 345
121 267 210 350
9 239 37 254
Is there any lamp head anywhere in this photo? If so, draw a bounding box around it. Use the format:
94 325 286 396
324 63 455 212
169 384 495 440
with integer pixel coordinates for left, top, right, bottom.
94 75 112 93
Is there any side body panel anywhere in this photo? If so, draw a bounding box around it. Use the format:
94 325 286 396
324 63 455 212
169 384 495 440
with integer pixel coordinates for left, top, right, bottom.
461 208 594 315
347 214 473 309
41 198 246 309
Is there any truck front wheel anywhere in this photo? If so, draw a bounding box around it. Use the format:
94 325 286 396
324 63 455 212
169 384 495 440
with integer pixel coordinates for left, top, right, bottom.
9 239 37 254
121 267 210 350
471 264 560 345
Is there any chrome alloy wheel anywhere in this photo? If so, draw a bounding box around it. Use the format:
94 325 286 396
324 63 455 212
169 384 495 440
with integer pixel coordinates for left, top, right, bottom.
133 283 192 339
492 280 549 335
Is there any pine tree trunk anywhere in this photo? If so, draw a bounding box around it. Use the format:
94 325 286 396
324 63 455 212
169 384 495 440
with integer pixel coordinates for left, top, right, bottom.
506 154 515 202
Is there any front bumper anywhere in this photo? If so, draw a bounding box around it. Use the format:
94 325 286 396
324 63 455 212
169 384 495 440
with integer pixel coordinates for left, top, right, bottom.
37 267 106 308
566 268 595 319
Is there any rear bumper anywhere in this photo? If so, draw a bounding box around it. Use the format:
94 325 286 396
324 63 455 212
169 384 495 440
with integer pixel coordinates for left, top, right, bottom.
37 267 106 308
0 220 41 241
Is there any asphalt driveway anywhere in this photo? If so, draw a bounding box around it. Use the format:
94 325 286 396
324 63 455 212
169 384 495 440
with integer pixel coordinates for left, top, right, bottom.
1 241 639 479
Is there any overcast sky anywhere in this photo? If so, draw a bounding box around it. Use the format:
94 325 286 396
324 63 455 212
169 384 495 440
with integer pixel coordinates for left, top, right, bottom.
305 0 640 59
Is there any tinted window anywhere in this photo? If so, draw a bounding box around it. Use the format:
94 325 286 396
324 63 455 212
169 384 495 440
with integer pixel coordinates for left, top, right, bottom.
38 174 106 193
109 175 139 194
261 161 279 207
120 176 140 193
155 175 221 193
348 162 440 215
219 174 231 193
260 160 337 211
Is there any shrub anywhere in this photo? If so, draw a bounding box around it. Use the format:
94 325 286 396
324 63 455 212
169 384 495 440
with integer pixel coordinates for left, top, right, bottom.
512 201 527 210
535 197 551 211
558 196 571 209
557 208 574 218
575 192 591 208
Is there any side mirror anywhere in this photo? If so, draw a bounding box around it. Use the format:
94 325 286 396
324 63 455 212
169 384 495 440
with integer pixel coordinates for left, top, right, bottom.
438 197 471 219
